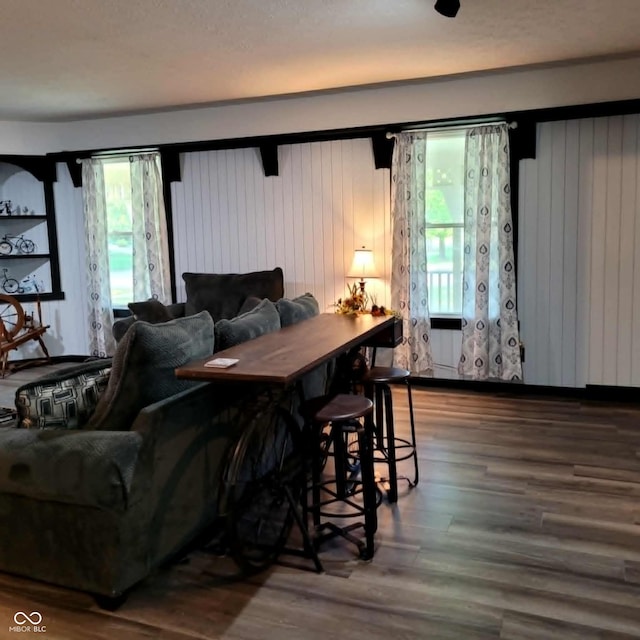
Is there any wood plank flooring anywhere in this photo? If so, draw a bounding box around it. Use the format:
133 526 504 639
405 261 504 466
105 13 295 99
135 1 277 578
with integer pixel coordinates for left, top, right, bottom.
1 386 640 638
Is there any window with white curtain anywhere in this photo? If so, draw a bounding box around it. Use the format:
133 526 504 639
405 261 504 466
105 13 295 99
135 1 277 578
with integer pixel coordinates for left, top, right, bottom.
103 159 134 308
424 132 465 317
391 122 522 380
82 151 171 356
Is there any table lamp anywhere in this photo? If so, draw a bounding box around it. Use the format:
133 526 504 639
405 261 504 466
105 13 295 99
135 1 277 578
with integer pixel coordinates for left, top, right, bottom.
348 246 378 293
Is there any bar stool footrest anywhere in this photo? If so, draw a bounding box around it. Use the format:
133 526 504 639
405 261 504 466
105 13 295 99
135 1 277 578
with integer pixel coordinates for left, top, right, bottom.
314 522 373 560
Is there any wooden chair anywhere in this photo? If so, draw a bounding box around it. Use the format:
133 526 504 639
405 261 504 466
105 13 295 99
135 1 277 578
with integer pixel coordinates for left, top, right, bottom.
0 294 50 377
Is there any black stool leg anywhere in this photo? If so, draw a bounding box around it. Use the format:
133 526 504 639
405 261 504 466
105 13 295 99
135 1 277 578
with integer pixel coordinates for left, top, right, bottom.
311 424 323 527
374 385 385 450
381 383 399 503
331 422 348 500
406 380 419 487
358 413 378 558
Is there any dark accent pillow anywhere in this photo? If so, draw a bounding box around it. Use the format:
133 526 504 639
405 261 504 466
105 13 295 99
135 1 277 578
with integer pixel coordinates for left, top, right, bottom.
276 293 320 326
86 311 215 432
15 360 112 430
128 299 173 324
237 296 262 316
182 267 284 321
215 299 281 351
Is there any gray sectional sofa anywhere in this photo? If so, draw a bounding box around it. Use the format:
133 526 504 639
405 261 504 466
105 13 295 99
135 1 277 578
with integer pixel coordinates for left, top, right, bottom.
112 266 284 341
0 269 326 606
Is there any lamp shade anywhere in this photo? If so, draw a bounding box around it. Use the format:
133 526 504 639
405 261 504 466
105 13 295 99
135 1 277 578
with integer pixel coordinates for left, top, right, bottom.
348 247 378 279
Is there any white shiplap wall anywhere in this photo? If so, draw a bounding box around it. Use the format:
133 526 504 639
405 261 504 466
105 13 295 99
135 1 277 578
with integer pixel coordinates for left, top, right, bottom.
519 115 640 388
9 115 640 389
171 139 393 314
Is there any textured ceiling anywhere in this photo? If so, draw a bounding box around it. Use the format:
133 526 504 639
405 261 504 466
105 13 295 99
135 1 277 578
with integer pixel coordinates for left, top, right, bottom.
2 0 640 122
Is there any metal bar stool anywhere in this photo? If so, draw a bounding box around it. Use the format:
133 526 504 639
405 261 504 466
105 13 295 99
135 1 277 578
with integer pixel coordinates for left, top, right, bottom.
362 366 418 503
306 393 378 560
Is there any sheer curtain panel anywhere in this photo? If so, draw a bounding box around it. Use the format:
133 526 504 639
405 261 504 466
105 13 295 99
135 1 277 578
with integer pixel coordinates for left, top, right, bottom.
390 132 434 375
458 124 522 381
130 153 172 303
81 159 116 357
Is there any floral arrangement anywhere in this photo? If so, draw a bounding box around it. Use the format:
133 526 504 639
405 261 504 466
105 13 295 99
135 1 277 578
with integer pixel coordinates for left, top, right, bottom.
334 283 368 316
334 284 399 318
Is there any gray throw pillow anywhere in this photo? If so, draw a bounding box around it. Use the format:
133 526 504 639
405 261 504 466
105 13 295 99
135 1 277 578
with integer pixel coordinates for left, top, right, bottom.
128 299 173 324
215 299 281 350
276 293 320 326
86 311 215 432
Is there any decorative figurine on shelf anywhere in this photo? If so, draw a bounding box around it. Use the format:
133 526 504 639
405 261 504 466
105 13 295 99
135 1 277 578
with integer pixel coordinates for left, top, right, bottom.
0 233 36 255
1 268 20 295
0 200 13 216
18 274 45 295
0 268 44 295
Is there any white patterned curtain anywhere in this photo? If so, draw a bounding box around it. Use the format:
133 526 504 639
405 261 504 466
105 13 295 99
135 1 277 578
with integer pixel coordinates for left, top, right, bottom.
81 159 116 357
390 132 433 375
130 153 171 303
458 123 522 381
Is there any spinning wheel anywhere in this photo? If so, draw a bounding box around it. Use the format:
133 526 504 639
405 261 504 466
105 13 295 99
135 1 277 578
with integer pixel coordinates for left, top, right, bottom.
0 294 49 377
0 294 25 339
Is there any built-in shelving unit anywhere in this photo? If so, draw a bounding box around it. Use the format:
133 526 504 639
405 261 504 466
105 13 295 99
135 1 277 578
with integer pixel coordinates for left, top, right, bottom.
0 156 64 302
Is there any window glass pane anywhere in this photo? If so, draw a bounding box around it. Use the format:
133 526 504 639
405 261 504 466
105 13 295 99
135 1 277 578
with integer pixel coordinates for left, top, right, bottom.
426 226 463 316
425 131 465 316
103 161 133 308
425 133 465 225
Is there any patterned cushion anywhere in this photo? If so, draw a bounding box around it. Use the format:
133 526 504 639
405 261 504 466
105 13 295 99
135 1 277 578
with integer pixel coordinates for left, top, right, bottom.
276 293 320 326
15 361 112 430
215 299 281 350
86 311 215 432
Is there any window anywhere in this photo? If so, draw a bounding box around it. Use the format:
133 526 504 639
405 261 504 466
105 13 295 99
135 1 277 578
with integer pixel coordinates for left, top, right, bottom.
424 131 465 317
103 160 133 308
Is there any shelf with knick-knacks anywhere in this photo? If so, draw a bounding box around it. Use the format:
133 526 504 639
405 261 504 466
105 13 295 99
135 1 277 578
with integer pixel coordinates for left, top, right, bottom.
0 157 64 302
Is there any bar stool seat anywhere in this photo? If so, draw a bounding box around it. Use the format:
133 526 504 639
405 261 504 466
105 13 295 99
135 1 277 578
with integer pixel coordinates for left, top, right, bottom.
366 366 411 383
306 393 378 560
361 366 418 503
315 394 374 423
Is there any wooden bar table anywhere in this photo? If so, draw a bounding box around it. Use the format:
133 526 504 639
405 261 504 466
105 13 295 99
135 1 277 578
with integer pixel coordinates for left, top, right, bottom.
175 312 394 573
175 312 394 385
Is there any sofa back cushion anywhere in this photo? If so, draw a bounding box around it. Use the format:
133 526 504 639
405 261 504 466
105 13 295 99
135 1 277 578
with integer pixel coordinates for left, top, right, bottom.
276 292 320 327
182 267 284 321
215 299 281 350
86 311 215 432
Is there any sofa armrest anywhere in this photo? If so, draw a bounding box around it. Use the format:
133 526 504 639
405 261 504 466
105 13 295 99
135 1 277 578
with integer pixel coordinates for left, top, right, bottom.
0 428 143 510
127 381 251 559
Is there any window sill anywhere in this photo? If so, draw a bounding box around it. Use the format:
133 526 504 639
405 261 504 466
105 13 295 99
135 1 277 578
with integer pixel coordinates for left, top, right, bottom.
431 317 462 330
